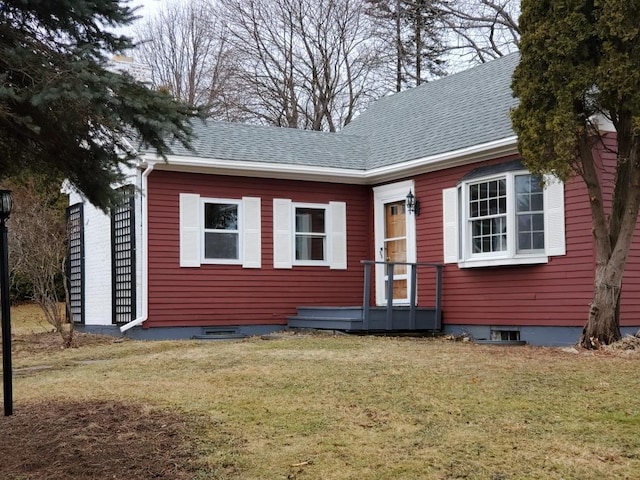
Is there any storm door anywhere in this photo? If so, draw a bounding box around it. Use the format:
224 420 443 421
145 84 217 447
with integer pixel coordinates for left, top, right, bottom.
373 181 416 305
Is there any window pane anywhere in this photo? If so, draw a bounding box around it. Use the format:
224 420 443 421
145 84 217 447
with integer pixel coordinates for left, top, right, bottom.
204 203 237 230
531 192 544 211
204 232 238 259
533 214 544 230
472 217 506 253
515 175 530 194
517 193 530 212
296 235 325 261
518 215 532 232
470 184 479 201
517 213 544 252
518 232 532 250
488 180 498 197
384 239 407 275
296 208 325 234
470 202 479 218
492 234 507 252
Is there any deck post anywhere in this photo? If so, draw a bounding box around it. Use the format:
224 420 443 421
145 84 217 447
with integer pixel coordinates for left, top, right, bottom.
409 264 417 330
362 262 371 329
435 265 443 330
386 263 394 330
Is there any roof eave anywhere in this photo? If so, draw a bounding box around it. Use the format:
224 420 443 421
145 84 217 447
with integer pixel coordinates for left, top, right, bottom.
364 136 519 183
143 135 519 185
145 154 368 184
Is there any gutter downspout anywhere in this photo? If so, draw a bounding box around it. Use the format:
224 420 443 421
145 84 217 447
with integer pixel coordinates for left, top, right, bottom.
120 162 154 333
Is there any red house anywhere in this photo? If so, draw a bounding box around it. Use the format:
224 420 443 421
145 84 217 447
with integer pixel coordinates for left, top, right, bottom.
66 53 640 346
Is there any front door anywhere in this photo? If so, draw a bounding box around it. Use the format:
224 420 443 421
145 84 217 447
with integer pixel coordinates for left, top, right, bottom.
373 181 416 305
384 200 408 300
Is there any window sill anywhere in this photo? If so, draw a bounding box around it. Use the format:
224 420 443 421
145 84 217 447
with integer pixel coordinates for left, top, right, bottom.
458 254 548 269
201 259 242 265
293 261 330 267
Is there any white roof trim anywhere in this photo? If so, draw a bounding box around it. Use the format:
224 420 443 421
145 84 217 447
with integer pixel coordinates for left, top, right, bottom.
365 136 519 183
145 135 519 185
147 153 368 184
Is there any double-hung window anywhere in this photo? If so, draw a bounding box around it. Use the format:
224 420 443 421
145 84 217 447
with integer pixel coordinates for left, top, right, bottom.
179 194 261 268
295 205 327 263
203 200 241 262
443 164 565 268
273 199 347 269
515 174 545 253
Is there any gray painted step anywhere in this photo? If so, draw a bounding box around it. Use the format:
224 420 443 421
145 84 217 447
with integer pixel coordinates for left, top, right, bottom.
295 306 363 319
288 315 364 330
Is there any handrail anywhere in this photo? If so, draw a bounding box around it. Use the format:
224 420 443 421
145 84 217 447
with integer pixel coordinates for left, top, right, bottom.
360 260 443 330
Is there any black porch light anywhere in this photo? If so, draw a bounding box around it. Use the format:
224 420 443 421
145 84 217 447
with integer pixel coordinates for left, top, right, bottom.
0 189 13 416
406 189 419 216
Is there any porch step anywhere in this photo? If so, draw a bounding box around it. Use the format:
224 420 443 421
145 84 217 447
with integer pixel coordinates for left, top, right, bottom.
295 306 363 319
287 315 363 331
288 305 441 332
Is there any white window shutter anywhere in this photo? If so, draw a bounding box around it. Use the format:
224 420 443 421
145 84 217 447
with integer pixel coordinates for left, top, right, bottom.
329 201 347 270
242 197 262 268
442 187 459 264
544 176 566 257
179 193 201 267
273 199 292 269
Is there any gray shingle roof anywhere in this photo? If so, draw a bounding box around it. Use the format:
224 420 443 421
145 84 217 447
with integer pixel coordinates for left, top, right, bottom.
341 52 519 169
162 120 368 170
152 53 519 172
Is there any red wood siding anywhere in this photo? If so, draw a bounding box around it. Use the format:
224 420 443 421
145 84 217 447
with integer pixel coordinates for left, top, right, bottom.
413 154 596 327
146 171 371 328
597 133 640 327
410 143 640 328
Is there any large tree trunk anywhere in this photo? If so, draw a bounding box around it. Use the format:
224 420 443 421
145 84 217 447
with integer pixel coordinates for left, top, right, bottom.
578 124 640 349
581 264 623 348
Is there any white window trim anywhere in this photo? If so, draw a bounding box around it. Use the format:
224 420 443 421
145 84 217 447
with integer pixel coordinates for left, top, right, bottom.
179 193 261 268
273 199 347 270
293 202 330 266
200 197 243 265
443 170 565 268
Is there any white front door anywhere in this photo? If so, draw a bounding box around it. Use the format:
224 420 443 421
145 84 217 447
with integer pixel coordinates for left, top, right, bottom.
373 181 417 305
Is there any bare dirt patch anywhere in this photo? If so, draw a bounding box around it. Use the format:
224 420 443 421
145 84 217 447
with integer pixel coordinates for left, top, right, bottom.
8 331 119 354
0 400 205 480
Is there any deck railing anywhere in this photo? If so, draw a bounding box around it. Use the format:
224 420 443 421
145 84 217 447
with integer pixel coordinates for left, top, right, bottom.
361 260 443 330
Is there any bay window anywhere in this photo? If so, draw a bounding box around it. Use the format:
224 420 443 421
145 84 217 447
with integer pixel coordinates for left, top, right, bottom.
443 165 565 268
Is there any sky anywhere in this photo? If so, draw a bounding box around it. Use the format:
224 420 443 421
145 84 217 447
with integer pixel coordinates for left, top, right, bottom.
130 0 162 19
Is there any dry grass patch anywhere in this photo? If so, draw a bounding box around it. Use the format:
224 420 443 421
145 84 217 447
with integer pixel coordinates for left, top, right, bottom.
2 307 640 479
0 400 206 479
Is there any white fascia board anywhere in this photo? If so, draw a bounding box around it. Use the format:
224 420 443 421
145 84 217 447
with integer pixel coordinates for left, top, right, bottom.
145 153 368 184
142 136 519 185
364 136 519 183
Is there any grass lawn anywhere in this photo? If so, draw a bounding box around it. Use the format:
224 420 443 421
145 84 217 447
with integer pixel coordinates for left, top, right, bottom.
1 304 639 479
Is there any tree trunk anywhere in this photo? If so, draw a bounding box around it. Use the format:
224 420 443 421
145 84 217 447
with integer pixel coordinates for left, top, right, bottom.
578 129 640 348
580 265 622 348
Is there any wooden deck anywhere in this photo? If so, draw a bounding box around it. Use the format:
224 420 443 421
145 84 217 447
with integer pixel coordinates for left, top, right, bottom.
287 261 443 333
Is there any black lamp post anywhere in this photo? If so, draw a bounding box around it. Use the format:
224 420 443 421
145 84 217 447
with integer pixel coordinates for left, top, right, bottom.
0 189 13 416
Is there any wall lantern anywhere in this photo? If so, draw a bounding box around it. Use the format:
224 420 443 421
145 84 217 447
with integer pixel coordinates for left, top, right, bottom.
406 189 419 216
0 189 13 416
